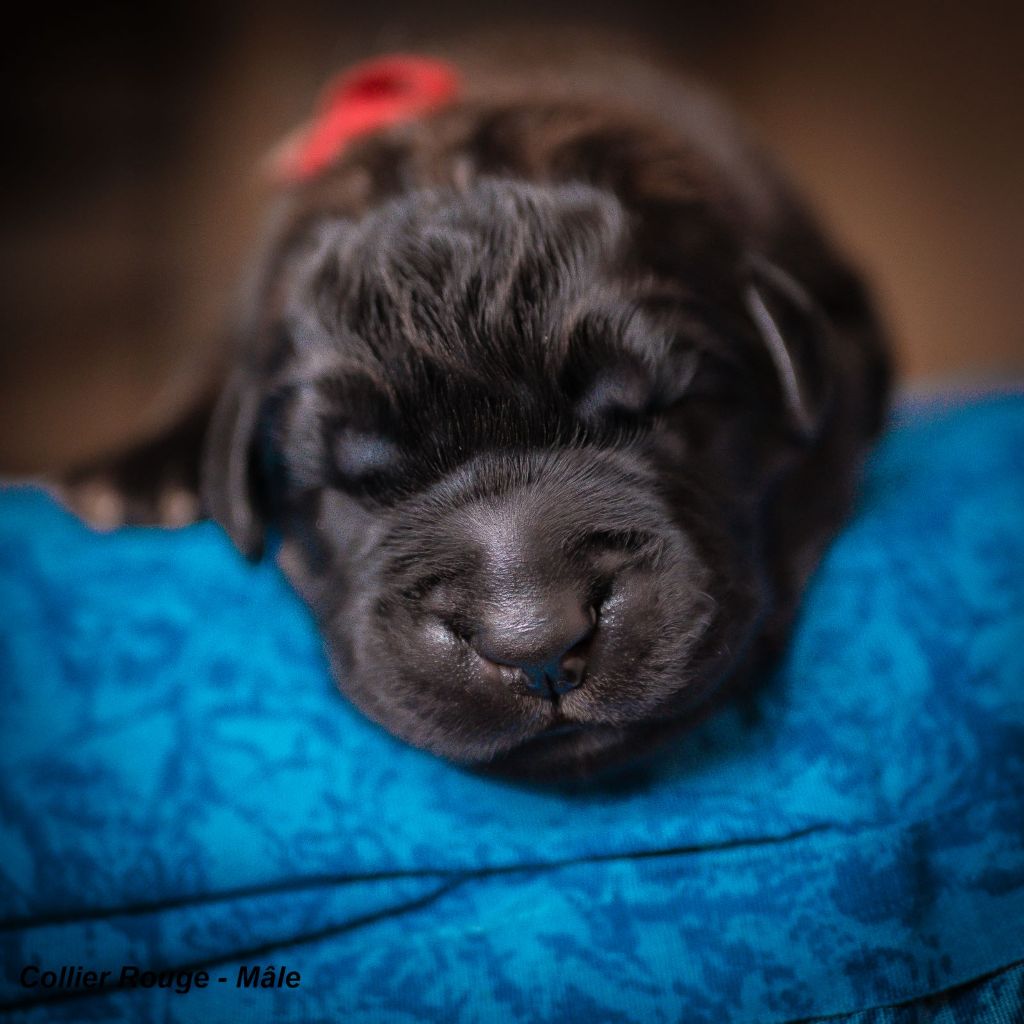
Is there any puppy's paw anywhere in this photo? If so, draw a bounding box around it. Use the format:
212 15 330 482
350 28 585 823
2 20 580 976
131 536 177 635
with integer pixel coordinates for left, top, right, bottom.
50 476 127 531
50 473 201 530
155 483 201 527
47 399 212 530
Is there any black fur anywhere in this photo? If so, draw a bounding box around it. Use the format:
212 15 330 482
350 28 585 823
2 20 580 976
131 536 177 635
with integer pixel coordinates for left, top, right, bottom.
202 62 891 778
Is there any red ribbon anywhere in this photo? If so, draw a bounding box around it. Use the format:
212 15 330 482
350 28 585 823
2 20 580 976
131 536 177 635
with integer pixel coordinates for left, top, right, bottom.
276 55 461 182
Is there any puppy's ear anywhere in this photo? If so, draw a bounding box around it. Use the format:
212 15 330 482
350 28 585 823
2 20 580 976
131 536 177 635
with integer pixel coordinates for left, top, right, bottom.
742 254 833 441
201 366 267 560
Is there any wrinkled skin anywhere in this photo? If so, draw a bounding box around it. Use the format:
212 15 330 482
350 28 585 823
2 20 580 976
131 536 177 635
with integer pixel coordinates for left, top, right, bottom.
202 70 890 779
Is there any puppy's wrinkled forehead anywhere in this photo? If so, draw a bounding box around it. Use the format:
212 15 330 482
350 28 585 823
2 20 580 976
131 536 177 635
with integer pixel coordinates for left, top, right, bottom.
265 178 722 499
282 179 634 382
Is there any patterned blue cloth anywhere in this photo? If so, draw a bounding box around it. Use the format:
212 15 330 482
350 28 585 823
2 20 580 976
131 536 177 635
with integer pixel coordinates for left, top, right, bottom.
1 395 1022 1024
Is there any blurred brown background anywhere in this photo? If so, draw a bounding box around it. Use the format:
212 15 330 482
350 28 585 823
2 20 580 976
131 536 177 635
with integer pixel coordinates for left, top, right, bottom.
2 0 1022 474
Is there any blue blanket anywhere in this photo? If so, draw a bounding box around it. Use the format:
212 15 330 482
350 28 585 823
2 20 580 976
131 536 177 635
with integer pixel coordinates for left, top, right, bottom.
1 395 1023 1023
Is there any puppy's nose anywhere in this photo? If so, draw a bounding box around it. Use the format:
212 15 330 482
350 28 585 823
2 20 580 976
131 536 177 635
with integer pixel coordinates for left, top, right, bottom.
472 595 596 698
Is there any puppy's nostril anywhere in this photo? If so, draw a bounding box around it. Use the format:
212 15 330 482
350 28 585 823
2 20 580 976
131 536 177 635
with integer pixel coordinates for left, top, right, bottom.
484 652 588 700
472 598 597 699
558 652 587 689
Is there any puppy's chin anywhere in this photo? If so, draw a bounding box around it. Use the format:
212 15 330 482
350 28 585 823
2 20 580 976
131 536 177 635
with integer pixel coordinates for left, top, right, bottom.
319 605 745 779
468 716 696 781
477 722 638 779
463 657 733 780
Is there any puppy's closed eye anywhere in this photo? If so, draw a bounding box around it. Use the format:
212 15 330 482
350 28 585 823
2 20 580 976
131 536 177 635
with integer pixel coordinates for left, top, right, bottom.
267 374 402 493
573 360 654 422
565 331 699 426
330 429 402 490
572 344 738 431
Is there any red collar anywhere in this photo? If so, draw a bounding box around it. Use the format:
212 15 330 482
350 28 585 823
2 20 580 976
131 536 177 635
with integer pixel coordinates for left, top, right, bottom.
275 55 461 182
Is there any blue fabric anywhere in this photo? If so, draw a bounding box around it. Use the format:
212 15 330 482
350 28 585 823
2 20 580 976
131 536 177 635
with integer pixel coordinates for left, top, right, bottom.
1 394 1023 1024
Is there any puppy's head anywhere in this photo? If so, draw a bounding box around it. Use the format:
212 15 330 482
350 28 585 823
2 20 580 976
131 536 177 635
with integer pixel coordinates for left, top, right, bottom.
204 177 835 777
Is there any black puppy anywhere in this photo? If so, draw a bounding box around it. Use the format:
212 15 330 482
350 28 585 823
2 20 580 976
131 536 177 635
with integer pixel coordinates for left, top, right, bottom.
75 51 893 778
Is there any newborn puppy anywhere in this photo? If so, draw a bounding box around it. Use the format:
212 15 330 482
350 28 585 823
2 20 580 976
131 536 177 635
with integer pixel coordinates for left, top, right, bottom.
197 51 890 778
